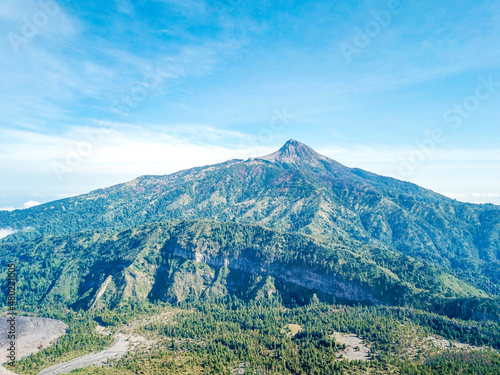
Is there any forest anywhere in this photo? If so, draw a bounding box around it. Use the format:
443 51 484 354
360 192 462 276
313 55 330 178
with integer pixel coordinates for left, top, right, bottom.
5 297 500 375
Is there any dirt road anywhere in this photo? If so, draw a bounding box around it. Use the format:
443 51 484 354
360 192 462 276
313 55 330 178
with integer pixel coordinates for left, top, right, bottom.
38 334 129 375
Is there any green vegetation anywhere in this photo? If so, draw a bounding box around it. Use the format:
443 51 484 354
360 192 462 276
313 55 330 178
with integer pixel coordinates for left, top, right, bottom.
1 220 496 321
398 351 500 375
12 299 500 375
1 141 499 373
1 141 499 303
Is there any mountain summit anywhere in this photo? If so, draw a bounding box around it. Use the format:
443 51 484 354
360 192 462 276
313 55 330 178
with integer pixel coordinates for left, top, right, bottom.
259 139 341 171
257 139 349 177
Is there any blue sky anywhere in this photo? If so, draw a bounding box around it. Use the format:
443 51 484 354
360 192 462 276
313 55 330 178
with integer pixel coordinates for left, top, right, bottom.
0 0 499 210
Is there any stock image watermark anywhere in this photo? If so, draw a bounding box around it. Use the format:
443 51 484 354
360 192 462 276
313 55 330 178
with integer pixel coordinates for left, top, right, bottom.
245 107 296 158
52 66 169 182
111 66 168 116
52 126 115 182
398 75 500 178
443 75 500 130
7 0 61 53
6 263 17 367
340 0 406 63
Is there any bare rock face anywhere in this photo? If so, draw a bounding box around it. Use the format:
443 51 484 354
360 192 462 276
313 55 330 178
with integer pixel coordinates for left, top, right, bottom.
0 317 67 364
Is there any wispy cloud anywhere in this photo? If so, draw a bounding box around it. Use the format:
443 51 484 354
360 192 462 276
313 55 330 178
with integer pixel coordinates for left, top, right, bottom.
0 228 17 239
0 125 270 177
0 0 246 130
334 1 500 91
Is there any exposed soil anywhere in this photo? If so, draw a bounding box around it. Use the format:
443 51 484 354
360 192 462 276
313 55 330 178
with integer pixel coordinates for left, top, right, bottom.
0 317 67 364
282 324 303 337
36 316 161 375
332 332 370 361
425 336 488 351
0 317 66 375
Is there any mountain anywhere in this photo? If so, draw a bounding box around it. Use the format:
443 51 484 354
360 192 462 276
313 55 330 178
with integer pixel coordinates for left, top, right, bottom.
1 140 499 317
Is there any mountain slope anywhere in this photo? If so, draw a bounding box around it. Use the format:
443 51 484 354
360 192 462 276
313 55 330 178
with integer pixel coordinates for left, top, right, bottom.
0 220 491 315
1 140 499 297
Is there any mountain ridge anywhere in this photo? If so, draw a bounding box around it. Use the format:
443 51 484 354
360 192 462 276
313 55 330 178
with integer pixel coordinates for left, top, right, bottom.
1 140 499 310
0 219 492 315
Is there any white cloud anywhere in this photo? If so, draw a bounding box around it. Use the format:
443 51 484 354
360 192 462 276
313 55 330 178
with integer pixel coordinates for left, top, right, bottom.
0 128 499 206
24 200 41 209
442 193 467 200
0 125 275 178
0 0 243 131
0 228 17 239
0 201 42 211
